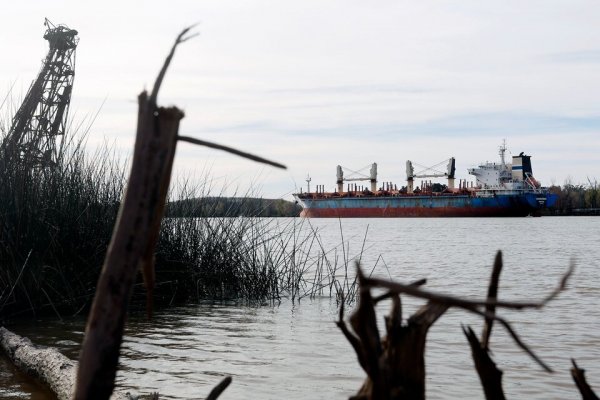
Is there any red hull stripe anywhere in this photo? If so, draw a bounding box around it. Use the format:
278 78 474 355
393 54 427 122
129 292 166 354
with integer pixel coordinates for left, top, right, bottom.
300 206 531 218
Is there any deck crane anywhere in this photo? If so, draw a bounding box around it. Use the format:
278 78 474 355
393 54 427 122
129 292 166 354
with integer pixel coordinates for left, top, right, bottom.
0 19 78 168
336 163 378 193
406 157 455 193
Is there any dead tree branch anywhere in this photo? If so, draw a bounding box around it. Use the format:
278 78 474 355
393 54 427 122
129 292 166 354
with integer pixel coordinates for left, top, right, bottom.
206 376 233 400
340 252 573 399
464 251 506 400
571 359 599 400
463 325 505 400
339 268 449 399
358 260 574 373
74 23 287 399
481 250 503 350
361 261 573 311
178 135 286 169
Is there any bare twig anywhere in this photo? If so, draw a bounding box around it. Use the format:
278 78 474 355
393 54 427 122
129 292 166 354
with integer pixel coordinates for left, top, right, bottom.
362 261 573 311
361 264 572 372
178 135 286 169
542 259 575 304
150 24 198 106
206 376 232 400
481 251 503 349
456 295 553 372
373 279 427 304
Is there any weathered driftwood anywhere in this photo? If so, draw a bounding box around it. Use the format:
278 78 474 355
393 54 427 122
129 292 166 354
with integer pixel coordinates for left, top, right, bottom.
74 26 285 400
340 251 574 399
571 359 599 400
0 327 129 400
74 26 190 398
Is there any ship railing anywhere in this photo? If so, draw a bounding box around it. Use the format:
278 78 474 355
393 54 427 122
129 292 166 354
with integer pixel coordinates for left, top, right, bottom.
473 187 549 197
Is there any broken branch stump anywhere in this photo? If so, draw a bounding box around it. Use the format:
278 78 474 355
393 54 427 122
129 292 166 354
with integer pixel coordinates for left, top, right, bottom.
339 269 448 399
74 93 184 399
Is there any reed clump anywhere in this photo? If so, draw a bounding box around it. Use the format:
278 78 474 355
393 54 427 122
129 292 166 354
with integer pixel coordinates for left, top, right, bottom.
152 196 365 305
0 132 124 318
0 129 361 319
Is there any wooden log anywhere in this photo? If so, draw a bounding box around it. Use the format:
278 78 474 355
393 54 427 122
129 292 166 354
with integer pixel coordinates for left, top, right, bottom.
0 327 129 400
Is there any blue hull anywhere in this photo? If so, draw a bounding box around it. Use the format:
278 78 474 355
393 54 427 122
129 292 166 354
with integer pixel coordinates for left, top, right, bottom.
294 192 557 218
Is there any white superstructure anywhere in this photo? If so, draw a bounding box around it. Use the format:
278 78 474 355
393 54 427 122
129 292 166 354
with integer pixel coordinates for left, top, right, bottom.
468 141 541 192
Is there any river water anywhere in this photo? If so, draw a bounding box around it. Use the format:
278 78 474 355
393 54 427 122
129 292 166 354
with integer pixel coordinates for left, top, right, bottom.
2 216 599 399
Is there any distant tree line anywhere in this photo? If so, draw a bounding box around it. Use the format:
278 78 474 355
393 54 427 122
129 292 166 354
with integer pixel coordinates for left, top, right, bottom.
548 179 600 215
166 197 302 218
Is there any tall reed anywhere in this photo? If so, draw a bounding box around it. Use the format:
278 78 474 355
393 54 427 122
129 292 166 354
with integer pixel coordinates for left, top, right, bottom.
0 118 365 320
151 188 367 306
0 129 124 318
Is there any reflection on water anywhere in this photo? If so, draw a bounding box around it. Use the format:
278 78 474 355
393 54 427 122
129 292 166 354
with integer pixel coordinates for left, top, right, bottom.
0 353 57 400
4 300 362 400
2 217 600 399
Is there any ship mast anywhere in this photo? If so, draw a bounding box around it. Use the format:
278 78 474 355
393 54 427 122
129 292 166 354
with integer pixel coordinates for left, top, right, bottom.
499 139 507 166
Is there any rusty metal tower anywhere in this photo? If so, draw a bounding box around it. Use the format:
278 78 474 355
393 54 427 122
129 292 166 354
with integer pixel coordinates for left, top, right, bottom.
1 19 78 167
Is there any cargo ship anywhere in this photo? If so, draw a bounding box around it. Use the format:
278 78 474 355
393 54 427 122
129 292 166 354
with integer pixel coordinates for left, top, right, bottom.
293 143 557 217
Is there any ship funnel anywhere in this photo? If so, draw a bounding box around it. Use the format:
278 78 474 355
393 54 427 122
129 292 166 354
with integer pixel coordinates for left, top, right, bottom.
511 153 532 182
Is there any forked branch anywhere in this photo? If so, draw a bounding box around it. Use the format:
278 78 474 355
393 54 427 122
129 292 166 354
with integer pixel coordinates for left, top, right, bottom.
339 252 574 399
360 258 573 373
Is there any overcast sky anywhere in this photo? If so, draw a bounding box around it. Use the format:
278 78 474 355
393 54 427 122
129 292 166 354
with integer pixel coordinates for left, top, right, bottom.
2 1 599 198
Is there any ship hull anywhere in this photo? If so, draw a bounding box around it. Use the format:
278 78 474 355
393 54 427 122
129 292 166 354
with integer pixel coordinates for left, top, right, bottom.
294 193 557 218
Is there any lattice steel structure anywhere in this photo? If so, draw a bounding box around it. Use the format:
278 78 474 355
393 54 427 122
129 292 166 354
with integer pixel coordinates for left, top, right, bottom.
1 19 78 167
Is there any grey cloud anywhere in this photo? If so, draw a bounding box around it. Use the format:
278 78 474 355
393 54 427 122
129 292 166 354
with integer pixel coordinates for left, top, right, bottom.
542 50 600 64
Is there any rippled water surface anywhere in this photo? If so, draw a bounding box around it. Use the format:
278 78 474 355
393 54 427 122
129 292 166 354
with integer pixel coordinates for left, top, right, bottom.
2 217 600 399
